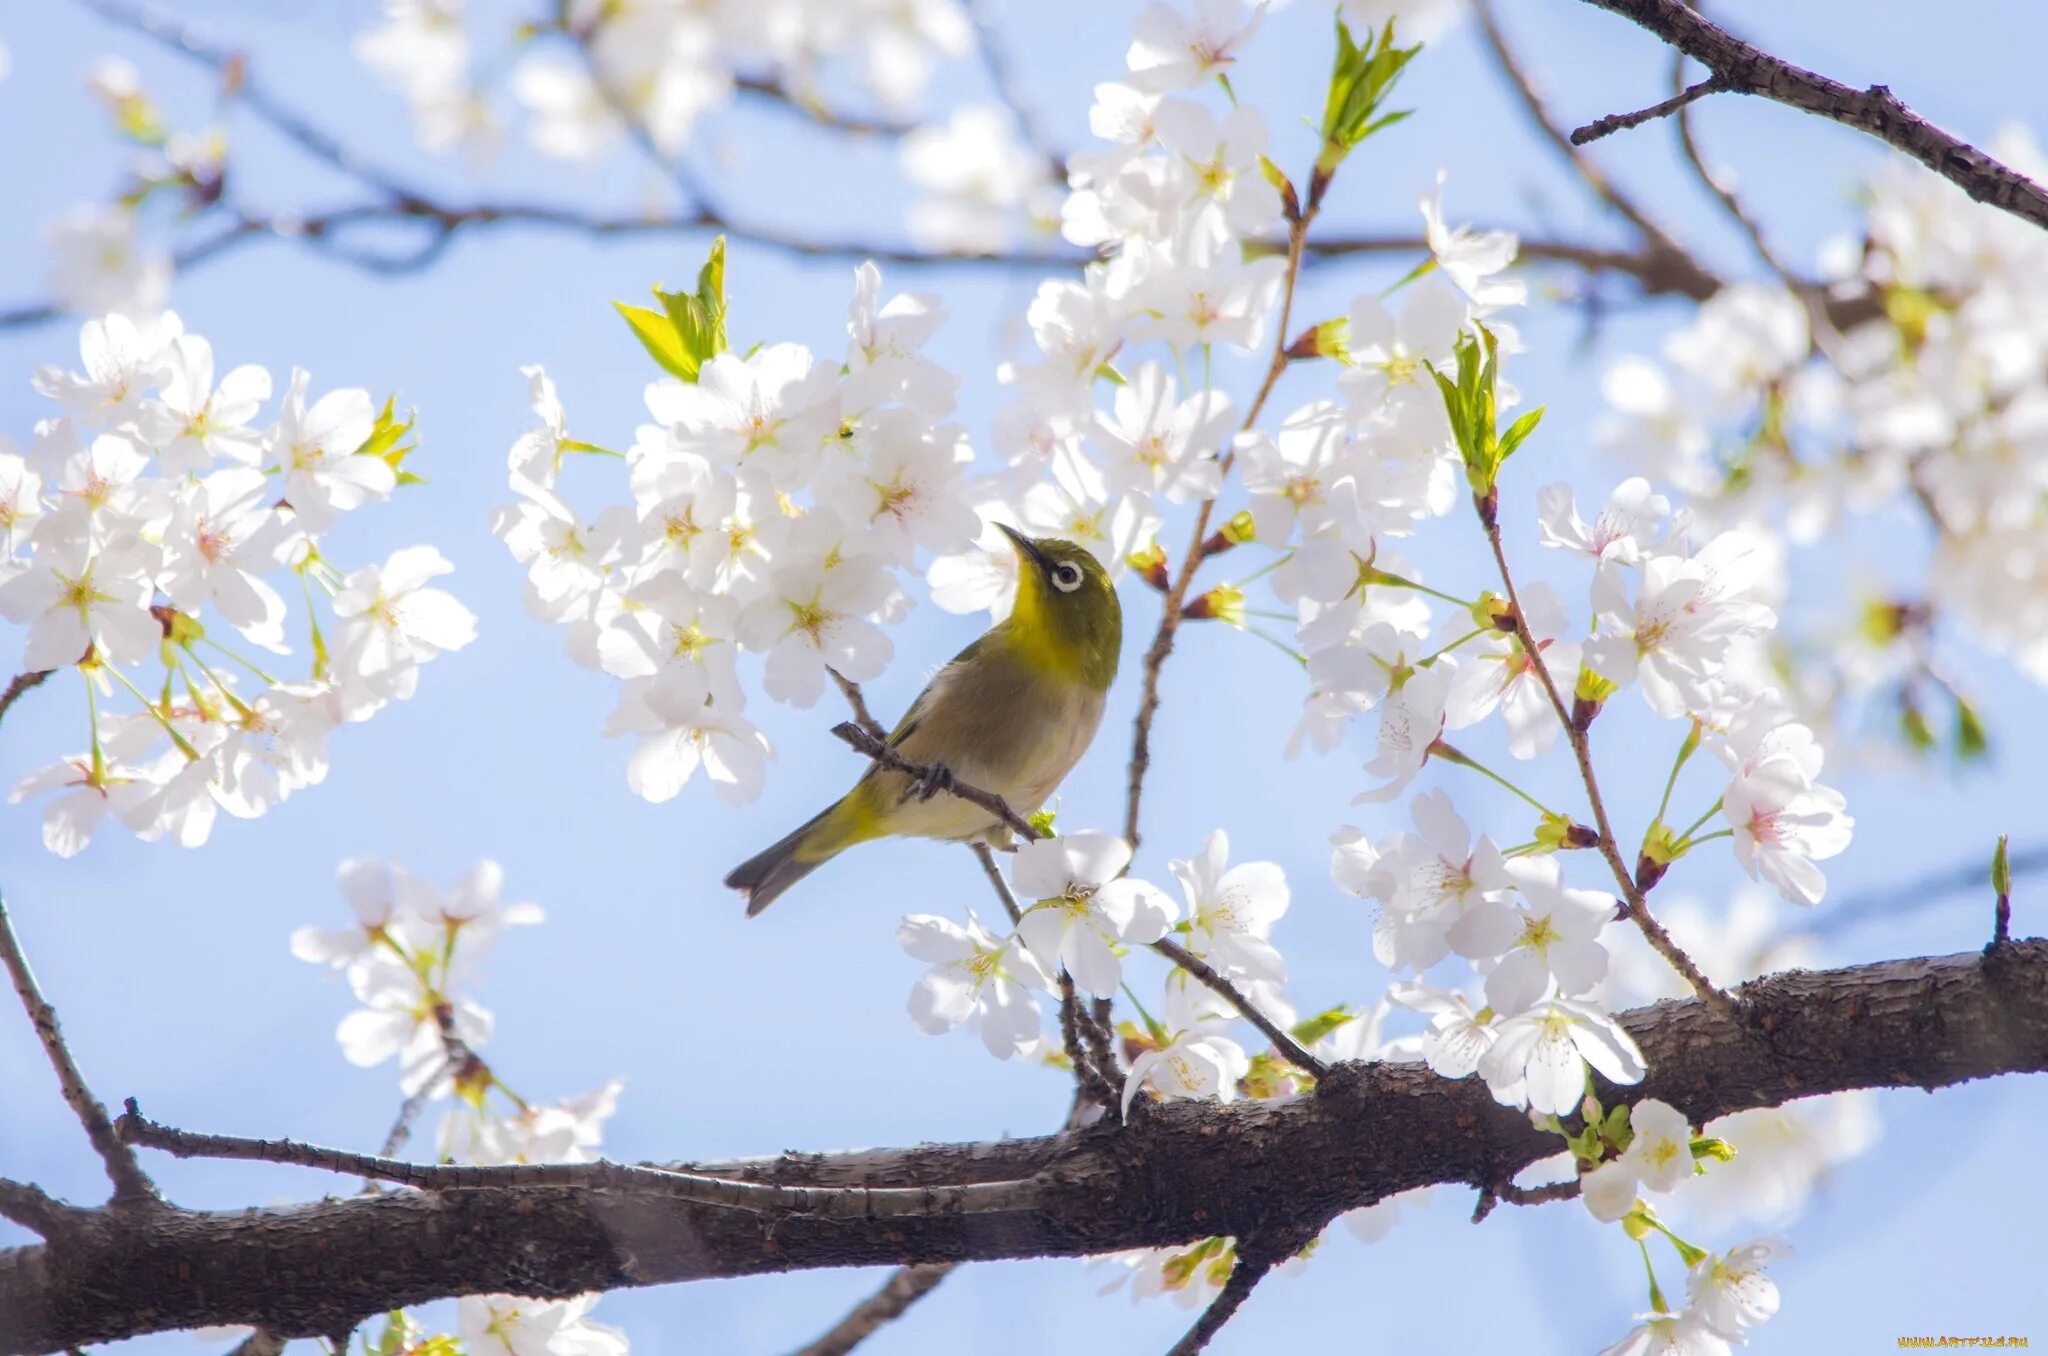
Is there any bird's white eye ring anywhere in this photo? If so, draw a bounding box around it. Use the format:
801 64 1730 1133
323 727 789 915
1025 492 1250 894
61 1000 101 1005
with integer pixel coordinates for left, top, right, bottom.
1051 561 1084 593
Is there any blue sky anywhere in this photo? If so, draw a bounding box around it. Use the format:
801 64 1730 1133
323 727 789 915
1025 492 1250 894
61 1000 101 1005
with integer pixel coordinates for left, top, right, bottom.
2 1 2045 1351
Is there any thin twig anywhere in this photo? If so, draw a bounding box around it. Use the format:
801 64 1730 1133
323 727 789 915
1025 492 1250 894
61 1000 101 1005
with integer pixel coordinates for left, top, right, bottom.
1472 0 1715 294
1164 1242 1287 1356
0 670 51 727
0 893 158 1205
734 74 920 139
1670 68 1802 289
1474 1175 1583 1221
1152 937 1327 1078
968 840 1025 927
965 0 1065 175
829 669 887 742
1124 209 1312 852
115 1101 1046 1219
1477 515 1737 1017
830 721 1041 842
1570 0 2048 234
1570 75 1729 145
789 1264 957 1356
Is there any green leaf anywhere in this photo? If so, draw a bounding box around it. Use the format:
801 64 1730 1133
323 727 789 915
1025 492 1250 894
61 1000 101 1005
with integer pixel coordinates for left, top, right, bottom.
1289 1005 1356 1046
615 301 693 379
1497 406 1547 463
1993 833 2012 897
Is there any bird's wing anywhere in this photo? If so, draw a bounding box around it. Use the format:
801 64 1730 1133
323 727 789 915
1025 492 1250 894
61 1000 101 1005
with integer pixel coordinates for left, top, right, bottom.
883 632 988 748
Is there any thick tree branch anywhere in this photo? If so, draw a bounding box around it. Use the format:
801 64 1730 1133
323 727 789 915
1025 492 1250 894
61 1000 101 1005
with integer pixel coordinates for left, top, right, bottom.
0 894 157 1207
7 942 2044 1351
1570 0 2048 233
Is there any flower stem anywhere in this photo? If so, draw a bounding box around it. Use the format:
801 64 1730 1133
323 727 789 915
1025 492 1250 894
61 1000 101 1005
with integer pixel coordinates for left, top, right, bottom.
1420 626 1488 667
1654 721 1701 827
103 663 201 761
1432 740 1558 818
200 634 279 687
1677 797 1724 844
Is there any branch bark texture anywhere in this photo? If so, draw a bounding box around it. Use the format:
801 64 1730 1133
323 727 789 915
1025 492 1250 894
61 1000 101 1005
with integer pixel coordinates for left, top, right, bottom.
1574 0 2048 232
5 942 2044 1353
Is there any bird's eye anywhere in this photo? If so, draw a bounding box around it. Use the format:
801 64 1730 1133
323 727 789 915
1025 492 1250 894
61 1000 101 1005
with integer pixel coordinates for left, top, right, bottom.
1051 561 1084 593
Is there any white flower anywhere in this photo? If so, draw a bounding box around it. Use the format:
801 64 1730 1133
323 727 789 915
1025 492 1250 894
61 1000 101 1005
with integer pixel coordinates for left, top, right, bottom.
147 333 272 472
1122 1029 1250 1118
899 911 1055 1059
33 311 180 427
1353 659 1453 804
45 207 171 317
1478 996 1646 1116
0 535 160 670
735 546 896 708
158 468 289 651
1237 402 1351 545
330 545 478 718
1443 581 1579 760
1585 531 1777 719
291 855 405 969
1722 764 1852 907
651 343 840 488
1387 981 1498 1081
1686 1239 1788 1340
1125 0 1266 92
270 368 389 533
447 1080 624 1168
1597 1310 1732 1356
1169 829 1287 984
337 951 492 1096
457 1294 627 1356
493 479 608 622
507 363 570 489
609 670 770 805
1666 283 1809 404
1420 172 1526 309
1537 477 1674 571
1472 857 1614 1015
1151 100 1281 236
844 261 957 417
1012 832 1178 997
0 440 45 553
1621 1097 1696 1194
827 415 980 564
1092 362 1233 504
901 104 1049 252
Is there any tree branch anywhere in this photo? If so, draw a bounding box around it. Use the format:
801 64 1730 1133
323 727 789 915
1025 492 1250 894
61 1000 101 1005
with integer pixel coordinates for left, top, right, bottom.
1150 937 1327 1079
0 672 50 729
828 721 1041 842
1477 509 1736 1017
113 1101 1045 1220
1471 0 1716 297
788 1264 956 1356
1570 0 2048 233
9 942 2043 1351
0 894 157 1207
1571 75 1729 146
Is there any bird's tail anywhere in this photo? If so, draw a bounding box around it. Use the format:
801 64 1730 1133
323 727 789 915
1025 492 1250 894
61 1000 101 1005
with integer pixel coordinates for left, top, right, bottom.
724 795 871 916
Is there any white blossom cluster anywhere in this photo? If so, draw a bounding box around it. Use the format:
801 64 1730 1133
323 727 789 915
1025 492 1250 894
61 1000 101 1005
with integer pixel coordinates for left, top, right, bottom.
1599 127 2048 737
356 0 982 164
0 312 476 856
493 261 978 805
292 858 629 1356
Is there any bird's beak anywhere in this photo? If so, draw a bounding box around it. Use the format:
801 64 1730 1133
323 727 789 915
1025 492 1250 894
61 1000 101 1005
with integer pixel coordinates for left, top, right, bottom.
998 523 1049 573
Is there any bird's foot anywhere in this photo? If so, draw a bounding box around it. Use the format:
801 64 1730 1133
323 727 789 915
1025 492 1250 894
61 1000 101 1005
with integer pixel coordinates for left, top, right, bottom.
912 761 956 803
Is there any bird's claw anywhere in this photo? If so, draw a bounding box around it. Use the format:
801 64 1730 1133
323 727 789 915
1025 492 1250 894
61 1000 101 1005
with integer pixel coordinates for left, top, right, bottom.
914 761 955 803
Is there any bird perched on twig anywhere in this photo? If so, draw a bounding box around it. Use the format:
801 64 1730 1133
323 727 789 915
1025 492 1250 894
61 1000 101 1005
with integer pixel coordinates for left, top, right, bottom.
725 526 1121 914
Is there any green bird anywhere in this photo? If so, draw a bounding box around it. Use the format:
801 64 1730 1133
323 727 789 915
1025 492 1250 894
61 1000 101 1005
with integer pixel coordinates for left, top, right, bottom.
725 526 1122 915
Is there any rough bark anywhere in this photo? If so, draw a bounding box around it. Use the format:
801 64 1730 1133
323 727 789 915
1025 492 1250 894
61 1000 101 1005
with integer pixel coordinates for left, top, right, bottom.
4 942 2045 1354
1576 0 2048 232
